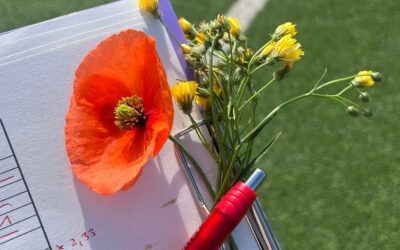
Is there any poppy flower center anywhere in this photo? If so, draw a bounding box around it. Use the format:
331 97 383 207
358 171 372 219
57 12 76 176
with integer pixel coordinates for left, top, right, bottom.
114 96 147 130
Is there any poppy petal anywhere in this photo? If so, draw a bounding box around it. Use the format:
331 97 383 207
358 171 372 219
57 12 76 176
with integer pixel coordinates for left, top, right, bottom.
65 30 174 195
66 98 153 194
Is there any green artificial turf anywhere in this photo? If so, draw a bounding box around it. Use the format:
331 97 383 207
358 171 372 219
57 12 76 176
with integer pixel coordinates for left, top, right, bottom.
1 0 398 249
0 0 114 32
0 0 235 33
242 0 399 249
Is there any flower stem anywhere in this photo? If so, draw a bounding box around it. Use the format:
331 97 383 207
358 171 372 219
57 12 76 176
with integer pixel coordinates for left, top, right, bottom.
213 144 241 207
239 76 276 111
168 135 215 198
336 85 352 96
208 37 227 172
316 75 357 90
250 60 272 75
188 114 218 162
158 17 181 46
248 40 272 69
241 93 309 143
236 74 250 107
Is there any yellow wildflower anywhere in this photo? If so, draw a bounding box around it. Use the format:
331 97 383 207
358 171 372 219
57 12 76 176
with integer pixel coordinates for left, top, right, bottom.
352 71 375 87
195 95 211 110
181 44 192 54
227 17 240 36
138 0 159 17
261 42 276 57
239 48 253 64
245 48 253 58
213 81 222 96
272 22 297 39
269 34 304 64
178 17 193 33
171 81 198 114
195 32 207 44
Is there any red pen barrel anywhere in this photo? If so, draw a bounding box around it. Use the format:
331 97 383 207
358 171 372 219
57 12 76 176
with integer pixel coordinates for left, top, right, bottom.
183 182 257 250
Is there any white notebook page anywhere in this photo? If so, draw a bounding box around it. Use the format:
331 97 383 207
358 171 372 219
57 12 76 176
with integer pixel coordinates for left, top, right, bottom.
0 1 205 249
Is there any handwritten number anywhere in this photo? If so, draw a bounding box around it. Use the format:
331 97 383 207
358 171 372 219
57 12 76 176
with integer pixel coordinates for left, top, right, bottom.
82 232 89 241
61 229 96 247
70 238 77 246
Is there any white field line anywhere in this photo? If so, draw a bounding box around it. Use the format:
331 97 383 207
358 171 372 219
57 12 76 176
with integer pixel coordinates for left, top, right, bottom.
225 0 270 32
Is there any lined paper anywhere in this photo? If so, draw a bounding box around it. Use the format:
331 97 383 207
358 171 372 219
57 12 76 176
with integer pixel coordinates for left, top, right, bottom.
0 1 204 249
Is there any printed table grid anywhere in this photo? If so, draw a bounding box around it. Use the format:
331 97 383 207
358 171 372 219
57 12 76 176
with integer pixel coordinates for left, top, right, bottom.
0 119 51 250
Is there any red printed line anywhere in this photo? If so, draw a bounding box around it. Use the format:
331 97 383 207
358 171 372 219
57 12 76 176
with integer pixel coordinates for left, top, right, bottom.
0 176 14 183
0 230 18 239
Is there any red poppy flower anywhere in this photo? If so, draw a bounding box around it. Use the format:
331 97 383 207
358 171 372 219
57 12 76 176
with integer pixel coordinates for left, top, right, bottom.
65 30 173 195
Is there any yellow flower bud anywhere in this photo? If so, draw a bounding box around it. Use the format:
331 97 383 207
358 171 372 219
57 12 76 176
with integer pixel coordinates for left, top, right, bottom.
213 81 222 97
227 17 240 36
178 17 193 33
138 0 159 17
171 81 198 114
195 95 211 110
245 48 253 58
352 71 375 87
272 22 297 40
195 32 207 45
181 44 192 54
261 42 276 57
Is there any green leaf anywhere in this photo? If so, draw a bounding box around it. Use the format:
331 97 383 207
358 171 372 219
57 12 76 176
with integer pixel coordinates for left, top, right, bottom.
241 109 278 143
247 132 282 168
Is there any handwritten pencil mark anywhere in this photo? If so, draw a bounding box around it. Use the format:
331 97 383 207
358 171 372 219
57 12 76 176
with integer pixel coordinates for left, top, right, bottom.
0 204 11 210
0 216 11 228
0 230 18 239
0 227 40 245
0 176 14 183
161 198 177 208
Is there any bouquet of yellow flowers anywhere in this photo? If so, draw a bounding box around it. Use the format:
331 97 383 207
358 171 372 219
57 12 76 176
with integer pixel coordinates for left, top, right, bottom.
138 0 382 205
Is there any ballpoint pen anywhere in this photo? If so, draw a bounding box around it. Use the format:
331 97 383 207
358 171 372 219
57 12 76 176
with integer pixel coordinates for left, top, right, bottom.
183 168 266 250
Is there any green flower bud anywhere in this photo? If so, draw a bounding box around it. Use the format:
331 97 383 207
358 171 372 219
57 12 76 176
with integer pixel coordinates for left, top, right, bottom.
210 20 222 30
275 64 292 81
191 44 206 57
238 34 247 43
222 32 230 43
363 108 373 119
237 46 245 55
359 92 370 102
372 72 383 82
346 106 360 117
217 15 229 28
